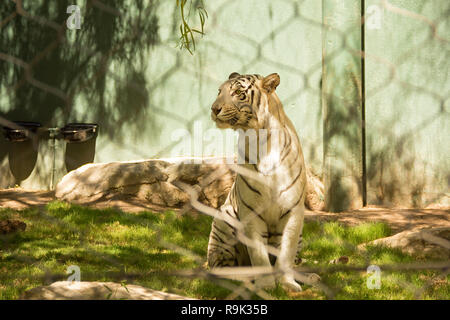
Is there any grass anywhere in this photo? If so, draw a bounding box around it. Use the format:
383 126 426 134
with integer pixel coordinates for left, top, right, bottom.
0 201 448 300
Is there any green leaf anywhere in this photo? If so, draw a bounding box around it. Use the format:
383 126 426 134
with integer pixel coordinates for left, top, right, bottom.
176 0 208 54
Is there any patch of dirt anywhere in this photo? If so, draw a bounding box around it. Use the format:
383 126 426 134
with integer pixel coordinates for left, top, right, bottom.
304 206 450 233
0 189 54 210
0 188 168 213
1 188 449 233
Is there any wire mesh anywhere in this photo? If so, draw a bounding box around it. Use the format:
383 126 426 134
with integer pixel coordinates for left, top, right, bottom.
0 0 449 300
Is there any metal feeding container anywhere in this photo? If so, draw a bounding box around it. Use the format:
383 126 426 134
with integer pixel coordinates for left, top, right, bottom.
2 121 41 142
60 123 98 143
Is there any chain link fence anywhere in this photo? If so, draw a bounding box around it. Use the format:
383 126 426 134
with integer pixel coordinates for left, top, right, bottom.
0 0 449 300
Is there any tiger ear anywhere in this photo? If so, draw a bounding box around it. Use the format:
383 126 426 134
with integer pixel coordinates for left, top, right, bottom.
262 73 280 93
228 72 240 80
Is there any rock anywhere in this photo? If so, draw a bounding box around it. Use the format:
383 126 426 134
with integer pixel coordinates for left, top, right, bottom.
0 219 26 234
55 157 324 211
305 169 325 211
360 227 450 259
21 281 195 300
55 159 172 203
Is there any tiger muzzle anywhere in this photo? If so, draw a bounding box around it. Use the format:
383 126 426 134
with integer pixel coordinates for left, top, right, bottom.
211 103 222 116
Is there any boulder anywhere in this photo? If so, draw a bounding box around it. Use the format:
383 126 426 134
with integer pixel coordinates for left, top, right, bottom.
21 281 194 300
305 168 325 211
360 227 450 259
55 157 324 211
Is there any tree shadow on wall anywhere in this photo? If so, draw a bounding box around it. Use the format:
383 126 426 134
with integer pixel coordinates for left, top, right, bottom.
366 101 449 208
0 0 162 178
322 51 364 212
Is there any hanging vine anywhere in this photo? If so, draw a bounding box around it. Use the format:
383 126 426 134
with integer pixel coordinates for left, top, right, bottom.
176 0 208 54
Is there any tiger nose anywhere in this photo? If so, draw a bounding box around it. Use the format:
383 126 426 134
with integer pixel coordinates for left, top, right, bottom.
212 104 222 115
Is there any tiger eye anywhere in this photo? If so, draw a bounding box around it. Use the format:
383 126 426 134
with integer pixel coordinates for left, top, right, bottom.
235 90 241 95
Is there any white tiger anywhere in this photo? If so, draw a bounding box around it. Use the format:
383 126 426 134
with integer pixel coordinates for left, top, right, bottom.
207 72 307 291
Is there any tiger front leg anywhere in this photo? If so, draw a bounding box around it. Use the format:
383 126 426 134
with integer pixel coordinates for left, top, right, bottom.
275 205 305 292
243 222 276 289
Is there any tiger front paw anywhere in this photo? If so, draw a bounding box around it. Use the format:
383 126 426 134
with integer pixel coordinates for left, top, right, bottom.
279 275 302 292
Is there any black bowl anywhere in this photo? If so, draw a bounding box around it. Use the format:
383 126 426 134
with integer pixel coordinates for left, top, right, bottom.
2 121 41 142
61 123 98 143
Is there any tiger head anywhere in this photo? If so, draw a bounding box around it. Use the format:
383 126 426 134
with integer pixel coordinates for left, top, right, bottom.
211 72 281 130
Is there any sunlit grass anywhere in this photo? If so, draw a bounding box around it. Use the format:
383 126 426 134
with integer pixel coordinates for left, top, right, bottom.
0 201 448 300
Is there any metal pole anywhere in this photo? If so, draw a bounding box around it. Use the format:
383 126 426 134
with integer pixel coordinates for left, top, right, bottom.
322 0 364 212
48 128 59 190
361 0 367 207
